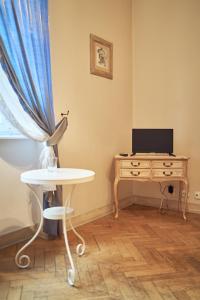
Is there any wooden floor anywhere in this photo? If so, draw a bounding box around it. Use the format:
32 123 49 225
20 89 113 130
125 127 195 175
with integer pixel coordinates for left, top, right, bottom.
1 205 200 300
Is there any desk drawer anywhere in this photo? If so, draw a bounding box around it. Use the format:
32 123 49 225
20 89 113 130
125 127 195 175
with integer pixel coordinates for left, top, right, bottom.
152 169 183 178
120 169 151 178
152 160 183 169
120 160 150 169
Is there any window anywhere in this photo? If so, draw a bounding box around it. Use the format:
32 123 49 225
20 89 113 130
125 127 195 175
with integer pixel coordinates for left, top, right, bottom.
0 110 25 139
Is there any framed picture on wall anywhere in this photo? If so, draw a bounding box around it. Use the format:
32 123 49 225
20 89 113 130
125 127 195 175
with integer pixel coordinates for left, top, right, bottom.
90 34 113 80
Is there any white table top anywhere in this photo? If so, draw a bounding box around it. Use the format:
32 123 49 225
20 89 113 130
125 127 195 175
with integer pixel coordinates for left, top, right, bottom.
21 168 95 185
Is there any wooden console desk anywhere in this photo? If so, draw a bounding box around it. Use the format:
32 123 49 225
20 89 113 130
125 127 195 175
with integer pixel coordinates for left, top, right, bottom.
114 155 189 219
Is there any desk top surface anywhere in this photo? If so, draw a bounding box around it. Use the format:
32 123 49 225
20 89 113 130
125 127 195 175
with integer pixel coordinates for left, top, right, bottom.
115 154 189 160
21 168 95 185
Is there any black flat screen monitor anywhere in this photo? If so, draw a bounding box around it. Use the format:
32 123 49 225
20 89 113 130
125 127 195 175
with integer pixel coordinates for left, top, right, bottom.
132 129 173 155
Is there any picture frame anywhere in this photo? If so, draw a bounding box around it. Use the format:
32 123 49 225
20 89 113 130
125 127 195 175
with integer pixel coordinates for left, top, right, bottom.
90 34 113 80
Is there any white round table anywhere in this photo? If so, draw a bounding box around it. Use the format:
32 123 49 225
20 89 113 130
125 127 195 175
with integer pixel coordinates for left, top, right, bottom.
15 168 95 286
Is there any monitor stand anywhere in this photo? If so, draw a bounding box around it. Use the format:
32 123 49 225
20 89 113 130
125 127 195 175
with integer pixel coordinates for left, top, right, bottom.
131 152 176 157
169 153 176 157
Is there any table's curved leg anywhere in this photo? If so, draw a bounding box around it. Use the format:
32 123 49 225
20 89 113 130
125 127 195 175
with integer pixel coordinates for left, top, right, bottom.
63 184 87 284
114 177 119 218
63 212 75 286
15 184 43 268
63 185 76 286
68 218 85 256
65 184 85 256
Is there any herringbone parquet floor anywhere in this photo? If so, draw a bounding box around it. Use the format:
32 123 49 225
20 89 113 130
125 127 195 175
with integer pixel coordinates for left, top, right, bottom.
1 204 200 300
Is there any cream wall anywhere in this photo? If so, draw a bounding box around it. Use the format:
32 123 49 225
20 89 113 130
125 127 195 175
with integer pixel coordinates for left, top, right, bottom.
49 0 132 216
0 0 132 239
0 0 132 238
132 0 200 209
0 140 39 236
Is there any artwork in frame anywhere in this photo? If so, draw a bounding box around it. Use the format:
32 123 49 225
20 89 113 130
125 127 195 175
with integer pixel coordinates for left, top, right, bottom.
90 34 113 80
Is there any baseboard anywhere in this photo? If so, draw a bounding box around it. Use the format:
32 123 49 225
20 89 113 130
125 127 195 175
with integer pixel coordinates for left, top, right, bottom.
119 195 135 209
0 226 35 250
2 195 199 250
132 194 200 214
0 196 165 250
71 195 134 228
186 201 200 214
0 197 134 249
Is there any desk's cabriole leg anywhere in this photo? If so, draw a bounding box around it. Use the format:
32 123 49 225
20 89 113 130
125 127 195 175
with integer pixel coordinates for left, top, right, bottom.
182 179 189 221
15 184 43 268
159 183 169 214
159 197 165 213
114 178 119 218
178 181 182 212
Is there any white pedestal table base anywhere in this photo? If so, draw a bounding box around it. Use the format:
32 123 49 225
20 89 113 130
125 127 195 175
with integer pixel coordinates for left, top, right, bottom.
15 184 86 286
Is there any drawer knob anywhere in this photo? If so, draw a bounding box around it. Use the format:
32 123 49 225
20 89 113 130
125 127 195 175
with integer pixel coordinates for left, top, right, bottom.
131 171 140 176
131 161 140 167
163 162 173 167
163 171 173 176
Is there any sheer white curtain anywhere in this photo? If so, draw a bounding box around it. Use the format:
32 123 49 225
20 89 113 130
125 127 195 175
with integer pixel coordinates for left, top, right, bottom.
0 63 56 188
0 64 48 141
0 0 67 236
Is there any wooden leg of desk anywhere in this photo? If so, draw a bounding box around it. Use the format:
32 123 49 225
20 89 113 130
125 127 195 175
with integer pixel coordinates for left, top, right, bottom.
114 178 119 218
178 181 182 212
181 179 189 221
159 197 165 214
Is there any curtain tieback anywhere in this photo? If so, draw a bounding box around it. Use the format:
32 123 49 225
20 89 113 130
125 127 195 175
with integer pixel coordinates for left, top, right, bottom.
40 117 68 191
40 116 68 168
46 117 68 146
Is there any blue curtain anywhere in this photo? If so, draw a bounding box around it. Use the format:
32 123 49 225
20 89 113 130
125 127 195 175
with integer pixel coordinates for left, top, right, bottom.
0 0 63 236
0 0 55 134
